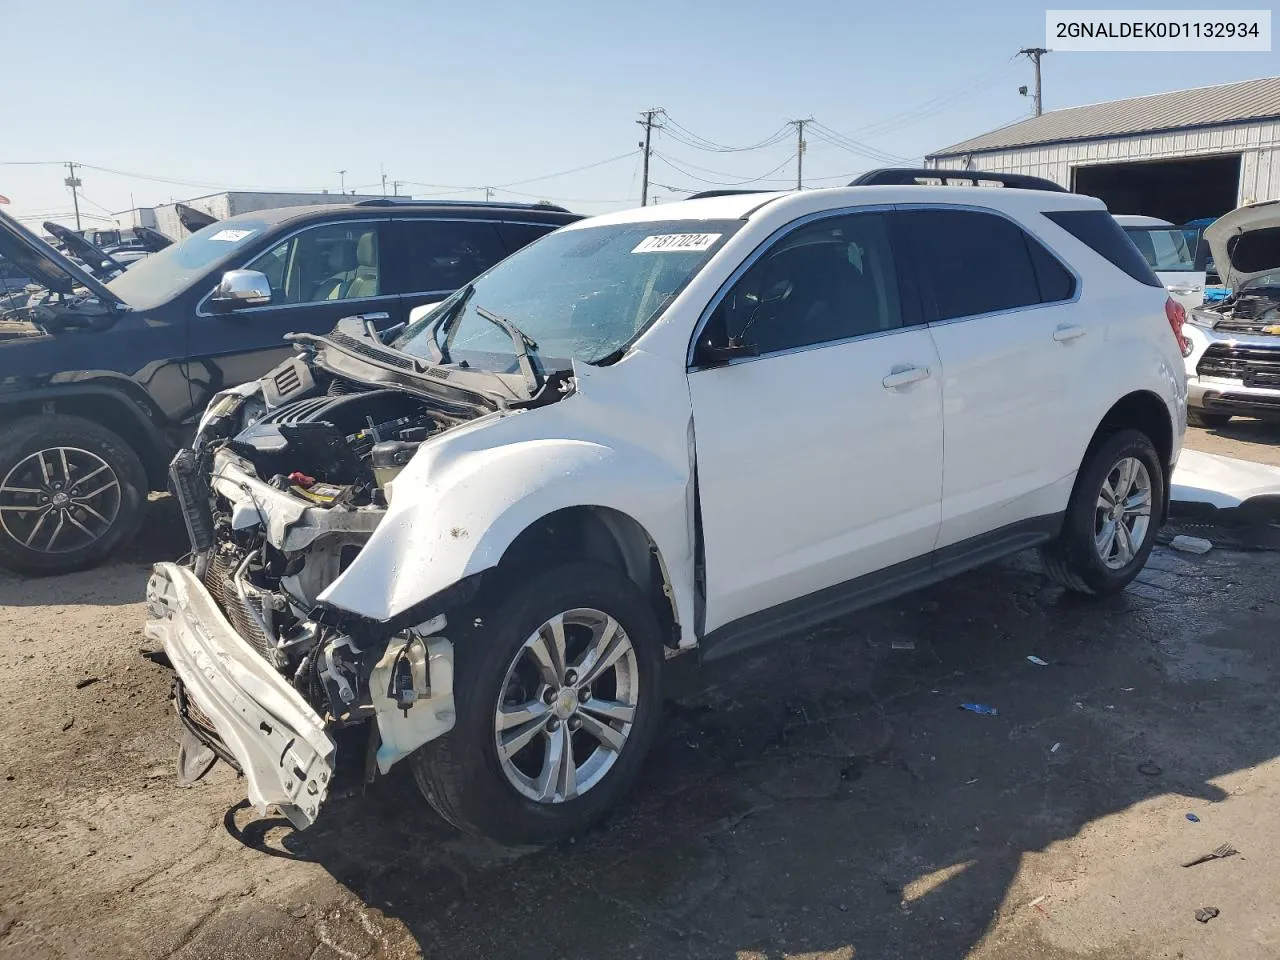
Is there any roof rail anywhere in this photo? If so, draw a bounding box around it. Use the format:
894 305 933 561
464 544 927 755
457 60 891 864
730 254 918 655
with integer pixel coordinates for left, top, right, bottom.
686 189 777 200
351 197 572 213
850 167 1067 193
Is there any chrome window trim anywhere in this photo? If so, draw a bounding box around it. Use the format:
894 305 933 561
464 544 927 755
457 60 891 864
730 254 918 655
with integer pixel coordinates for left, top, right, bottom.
195 216 387 318
891 202 1083 330
686 203 899 371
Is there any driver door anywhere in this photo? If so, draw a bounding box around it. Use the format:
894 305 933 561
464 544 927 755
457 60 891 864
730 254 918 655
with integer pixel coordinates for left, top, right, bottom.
186 219 395 409
688 210 944 638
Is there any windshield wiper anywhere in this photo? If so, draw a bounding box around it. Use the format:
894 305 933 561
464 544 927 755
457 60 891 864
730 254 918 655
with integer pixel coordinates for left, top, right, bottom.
417 283 475 363
474 305 543 397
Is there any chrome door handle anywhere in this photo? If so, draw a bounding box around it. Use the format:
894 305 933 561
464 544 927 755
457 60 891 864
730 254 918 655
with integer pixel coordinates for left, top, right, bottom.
1052 324 1087 343
882 366 931 389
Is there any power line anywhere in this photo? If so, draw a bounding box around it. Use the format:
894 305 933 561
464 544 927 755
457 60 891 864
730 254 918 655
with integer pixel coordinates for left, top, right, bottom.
653 153 795 187
806 122 909 164
660 115 791 153
839 58 1020 139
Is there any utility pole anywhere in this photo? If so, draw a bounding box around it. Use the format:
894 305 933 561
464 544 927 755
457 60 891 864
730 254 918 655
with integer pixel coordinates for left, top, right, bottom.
338 169 347 194
64 161 83 230
637 107 663 206
381 164 387 197
1018 47 1049 116
392 180 402 196
788 117 813 189
483 187 495 201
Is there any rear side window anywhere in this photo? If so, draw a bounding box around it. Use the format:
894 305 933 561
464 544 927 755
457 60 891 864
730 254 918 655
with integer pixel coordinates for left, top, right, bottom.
1045 210 1163 287
1027 238 1076 301
497 221 558 255
391 219 508 293
901 209 1044 321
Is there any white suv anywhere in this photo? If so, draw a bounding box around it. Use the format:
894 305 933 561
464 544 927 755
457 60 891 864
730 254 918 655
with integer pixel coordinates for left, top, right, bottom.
145 170 1188 844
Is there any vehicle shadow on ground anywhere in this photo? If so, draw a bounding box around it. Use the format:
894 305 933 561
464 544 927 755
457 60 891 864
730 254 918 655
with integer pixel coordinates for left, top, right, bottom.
246 545 1280 959
0 495 187 608
1202 417 1280 448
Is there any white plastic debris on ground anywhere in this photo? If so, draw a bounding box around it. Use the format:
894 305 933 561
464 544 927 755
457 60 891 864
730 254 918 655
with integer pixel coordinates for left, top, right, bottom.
1170 449 1280 510
1170 535 1214 554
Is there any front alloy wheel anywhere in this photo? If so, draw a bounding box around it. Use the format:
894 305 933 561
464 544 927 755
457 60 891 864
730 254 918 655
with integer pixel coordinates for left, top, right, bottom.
0 415 147 575
411 562 663 845
0 447 122 555
495 608 640 804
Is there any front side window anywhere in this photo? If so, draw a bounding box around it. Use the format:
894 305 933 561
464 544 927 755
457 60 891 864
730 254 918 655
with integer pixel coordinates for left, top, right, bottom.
703 212 903 356
245 222 380 305
392 219 741 369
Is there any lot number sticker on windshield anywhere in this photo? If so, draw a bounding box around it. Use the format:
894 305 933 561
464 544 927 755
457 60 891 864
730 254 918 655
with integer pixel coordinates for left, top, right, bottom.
632 233 722 253
208 228 255 243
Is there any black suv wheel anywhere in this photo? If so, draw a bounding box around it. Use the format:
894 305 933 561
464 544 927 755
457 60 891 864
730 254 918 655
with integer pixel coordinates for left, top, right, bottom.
0 415 147 575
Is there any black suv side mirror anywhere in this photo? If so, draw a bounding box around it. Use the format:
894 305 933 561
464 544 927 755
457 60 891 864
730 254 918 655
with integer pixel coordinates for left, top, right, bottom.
210 269 272 312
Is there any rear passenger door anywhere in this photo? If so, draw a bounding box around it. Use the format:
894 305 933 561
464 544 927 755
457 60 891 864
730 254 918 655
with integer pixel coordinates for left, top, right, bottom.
898 206 1094 549
385 218 511 318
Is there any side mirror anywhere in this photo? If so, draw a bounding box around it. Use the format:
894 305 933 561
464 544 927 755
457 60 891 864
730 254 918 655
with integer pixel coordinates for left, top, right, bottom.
210 269 272 311
695 338 760 368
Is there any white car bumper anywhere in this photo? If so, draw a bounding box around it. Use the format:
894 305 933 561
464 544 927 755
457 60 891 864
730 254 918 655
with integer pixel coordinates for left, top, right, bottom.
144 562 336 829
1183 322 1280 419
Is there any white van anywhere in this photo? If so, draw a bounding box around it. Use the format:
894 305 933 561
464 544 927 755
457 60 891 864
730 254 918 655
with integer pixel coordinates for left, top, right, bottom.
1114 214 1205 310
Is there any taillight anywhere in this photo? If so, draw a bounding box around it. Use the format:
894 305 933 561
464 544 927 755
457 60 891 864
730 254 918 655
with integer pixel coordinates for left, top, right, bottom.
1165 297 1192 357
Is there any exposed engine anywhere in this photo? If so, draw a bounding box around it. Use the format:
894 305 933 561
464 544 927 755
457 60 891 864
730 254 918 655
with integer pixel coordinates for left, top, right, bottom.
173 349 486 733
1197 288 1280 335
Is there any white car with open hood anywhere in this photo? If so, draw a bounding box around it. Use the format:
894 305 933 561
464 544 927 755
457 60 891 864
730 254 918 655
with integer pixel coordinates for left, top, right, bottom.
1183 199 1280 426
144 170 1187 844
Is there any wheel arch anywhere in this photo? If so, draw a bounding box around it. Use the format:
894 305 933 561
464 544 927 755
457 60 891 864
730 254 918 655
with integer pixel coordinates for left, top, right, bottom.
1087 389 1175 520
497 505 681 649
0 386 174 489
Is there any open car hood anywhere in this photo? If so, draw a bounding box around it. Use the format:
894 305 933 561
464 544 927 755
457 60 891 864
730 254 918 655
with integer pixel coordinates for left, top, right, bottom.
175 203 218 234
43 221 126 280
1205 200 1280 290
0 210 124 305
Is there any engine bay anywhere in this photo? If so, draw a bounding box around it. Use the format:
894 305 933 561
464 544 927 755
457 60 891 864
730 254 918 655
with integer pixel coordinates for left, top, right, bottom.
1200 287 1280 334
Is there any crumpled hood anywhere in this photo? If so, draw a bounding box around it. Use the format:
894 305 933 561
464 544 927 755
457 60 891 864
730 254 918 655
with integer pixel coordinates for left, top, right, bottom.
1205 200 1280 290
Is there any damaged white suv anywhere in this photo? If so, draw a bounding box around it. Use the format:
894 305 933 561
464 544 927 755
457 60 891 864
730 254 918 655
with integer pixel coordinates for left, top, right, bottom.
145 170 1187 844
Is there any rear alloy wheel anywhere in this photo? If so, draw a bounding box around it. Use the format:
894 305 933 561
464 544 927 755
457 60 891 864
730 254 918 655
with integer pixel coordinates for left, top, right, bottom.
411 562 663 845
1040 429 1164 596
0 416 147 575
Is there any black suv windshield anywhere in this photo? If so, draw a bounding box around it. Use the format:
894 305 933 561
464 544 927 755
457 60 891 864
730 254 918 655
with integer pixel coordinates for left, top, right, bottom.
392 219 741 369
105 219 269 310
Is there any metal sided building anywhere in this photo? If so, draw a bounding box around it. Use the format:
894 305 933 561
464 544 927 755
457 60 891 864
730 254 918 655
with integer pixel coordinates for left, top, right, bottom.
925 77 1280 223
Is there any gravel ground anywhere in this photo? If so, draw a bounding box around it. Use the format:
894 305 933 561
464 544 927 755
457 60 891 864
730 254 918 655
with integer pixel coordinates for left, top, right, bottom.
1 426 1278 960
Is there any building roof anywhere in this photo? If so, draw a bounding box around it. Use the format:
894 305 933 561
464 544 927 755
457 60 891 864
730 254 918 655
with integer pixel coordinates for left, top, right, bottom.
929 76 1280 158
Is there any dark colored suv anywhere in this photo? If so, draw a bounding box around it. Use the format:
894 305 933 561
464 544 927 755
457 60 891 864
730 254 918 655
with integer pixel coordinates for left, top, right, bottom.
0 200 581 574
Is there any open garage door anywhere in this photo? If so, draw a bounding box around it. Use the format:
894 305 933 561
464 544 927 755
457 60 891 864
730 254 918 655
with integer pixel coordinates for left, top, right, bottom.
1072 154 1241 223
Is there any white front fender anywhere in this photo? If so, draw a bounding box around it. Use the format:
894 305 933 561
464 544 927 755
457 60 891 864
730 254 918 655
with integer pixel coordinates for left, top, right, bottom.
317 357 697 644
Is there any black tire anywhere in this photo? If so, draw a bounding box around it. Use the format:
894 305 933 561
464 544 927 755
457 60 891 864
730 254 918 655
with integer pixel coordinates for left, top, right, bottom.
1039 428 1164 596
1187 409 1232 429
0 415 147 575
411 561 665 845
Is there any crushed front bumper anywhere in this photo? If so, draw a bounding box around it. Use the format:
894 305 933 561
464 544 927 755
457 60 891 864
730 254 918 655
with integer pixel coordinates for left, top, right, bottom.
144 562 336 829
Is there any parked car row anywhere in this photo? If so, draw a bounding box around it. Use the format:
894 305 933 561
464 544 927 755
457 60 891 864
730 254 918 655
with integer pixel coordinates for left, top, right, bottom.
127 169 1189 844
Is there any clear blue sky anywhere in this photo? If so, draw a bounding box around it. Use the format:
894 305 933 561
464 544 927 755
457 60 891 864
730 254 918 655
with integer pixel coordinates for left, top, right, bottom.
3 0 1277 226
